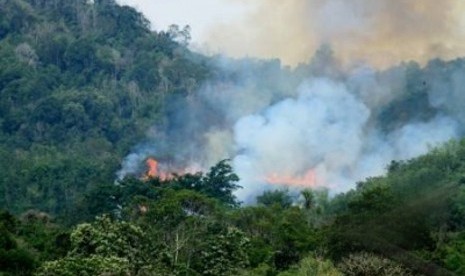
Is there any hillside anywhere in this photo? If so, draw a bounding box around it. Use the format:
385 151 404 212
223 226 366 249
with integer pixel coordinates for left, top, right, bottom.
0 0 210 220
1 0 465 275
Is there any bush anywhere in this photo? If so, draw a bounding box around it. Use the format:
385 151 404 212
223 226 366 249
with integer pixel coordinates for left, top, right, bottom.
338 252 412 276
277 255 342 276
35 255 130 276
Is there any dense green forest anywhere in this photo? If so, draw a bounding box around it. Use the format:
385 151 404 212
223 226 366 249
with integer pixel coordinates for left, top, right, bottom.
5 142 465 275
0 0 211 220
2 0 465 275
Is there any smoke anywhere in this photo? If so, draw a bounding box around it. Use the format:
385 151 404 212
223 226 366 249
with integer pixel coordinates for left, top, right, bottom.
116 1 465 202
232 78 459 202
116 45 465 202
426 60 465 125
205 0 465 67
117 144 158 180
232 80 370 199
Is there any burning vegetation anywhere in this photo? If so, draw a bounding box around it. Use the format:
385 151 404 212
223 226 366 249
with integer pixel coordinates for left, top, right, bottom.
142 157 202 181
265 169 317 187
144 157 319 189
143 157 170 180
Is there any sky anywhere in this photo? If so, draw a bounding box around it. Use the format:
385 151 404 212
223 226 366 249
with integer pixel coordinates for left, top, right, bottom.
117 0 465 68
117 0 252 51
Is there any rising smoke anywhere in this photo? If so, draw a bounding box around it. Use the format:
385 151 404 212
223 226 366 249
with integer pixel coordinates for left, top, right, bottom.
117 47 464 202
118 1 465 202
206 0 465 67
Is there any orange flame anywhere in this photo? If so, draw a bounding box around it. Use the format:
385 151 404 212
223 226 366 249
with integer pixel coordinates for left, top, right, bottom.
265 169 317 187
146 158 159 178
144 157 170 180
143 157 200 181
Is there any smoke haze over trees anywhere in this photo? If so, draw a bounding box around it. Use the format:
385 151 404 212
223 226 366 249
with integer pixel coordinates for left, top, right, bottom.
119 45 464 202
1 0 465 275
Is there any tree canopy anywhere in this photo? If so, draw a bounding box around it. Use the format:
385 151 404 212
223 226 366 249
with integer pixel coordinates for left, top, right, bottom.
1 1 465 275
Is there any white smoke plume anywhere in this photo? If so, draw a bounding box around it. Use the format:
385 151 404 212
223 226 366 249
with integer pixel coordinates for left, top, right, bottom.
117 145 157 181
231 77 459 202
116 45 465 203
233 79 370 200
114 1 465 202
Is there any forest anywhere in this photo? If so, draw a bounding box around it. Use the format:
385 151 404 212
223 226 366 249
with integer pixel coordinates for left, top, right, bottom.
1 0 465 275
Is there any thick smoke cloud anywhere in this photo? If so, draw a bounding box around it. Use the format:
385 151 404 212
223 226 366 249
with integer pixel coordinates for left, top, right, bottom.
206 0 465 67
117 1 465 202
117 46 464 202
232 77 459 202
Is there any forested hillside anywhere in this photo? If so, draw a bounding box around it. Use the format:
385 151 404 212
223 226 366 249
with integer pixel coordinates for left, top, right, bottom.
2 0 465 275
0 0 211 220
4 138 465 274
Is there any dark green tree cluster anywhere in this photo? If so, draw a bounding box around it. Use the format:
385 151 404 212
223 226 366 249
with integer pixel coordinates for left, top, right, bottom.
2 0 463 227
28 160 251 275
3 141 465 274
0 0 210 219
0 209 69 275
3 1 465 275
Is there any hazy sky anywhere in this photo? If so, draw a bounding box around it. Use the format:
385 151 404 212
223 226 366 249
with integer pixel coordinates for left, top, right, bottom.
118 0 465 67
117 0 252 48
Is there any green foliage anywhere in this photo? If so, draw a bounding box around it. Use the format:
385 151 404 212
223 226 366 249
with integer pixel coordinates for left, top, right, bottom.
0 0 210 221
36 255 131 276
278 255 342 276
323 141 465 274
300 189 315 210
434 232 465 274
0 246 37 276
3 1 465 275
139 189 219 231
36 215 152 275
198 159 242 206
69 216 147 267
230 206 276 267
131 188 225 273
4 140 465 274
0 210 37 275
257 189 294 209
194 227 250 275
338 252 412 276
0 209 17 232
18 210 70 261
348 180 396 214
230 203 320 272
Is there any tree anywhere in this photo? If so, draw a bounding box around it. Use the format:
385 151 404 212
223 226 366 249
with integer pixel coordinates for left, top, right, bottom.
172 159 241 207
70 216 147 263
257 189 293 209
338 252 413 276
435 232 465 275
278 255 341 276
37 215 152 274
0 210 37 275
300 189 315 210
168 24 191 46
136 189 219 272
193 227 250 275
15 42 38 67
36 255 131 276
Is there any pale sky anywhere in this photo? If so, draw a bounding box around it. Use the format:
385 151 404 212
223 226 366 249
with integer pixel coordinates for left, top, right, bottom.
117 0 252 48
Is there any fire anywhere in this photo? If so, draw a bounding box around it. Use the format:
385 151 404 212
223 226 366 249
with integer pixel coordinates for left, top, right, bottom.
144 157 170 180
146 158 159 178
143 157 200 181
265 169 317 187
